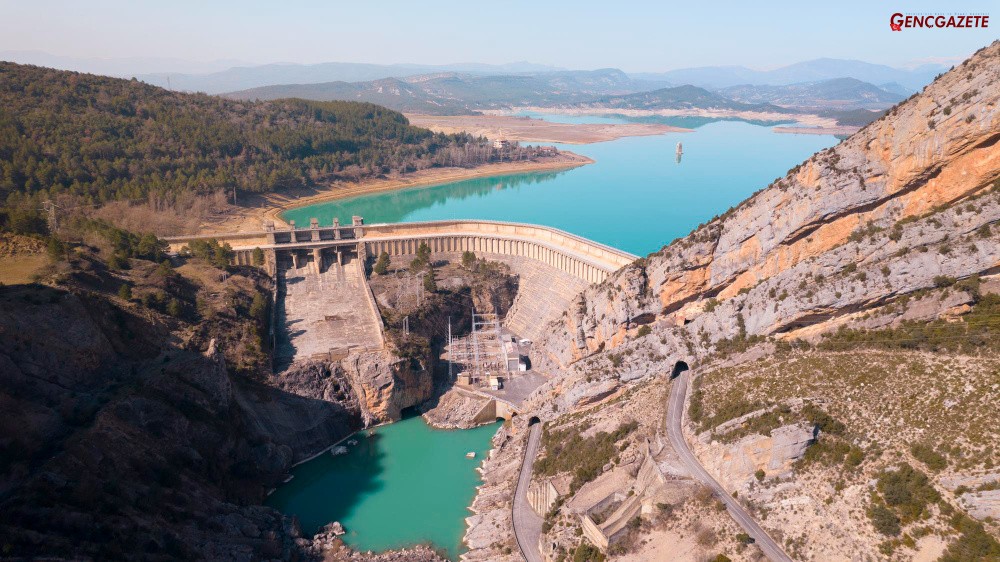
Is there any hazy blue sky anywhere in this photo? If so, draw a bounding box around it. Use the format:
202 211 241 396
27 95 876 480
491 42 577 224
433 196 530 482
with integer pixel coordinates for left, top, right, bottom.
1 0 995 71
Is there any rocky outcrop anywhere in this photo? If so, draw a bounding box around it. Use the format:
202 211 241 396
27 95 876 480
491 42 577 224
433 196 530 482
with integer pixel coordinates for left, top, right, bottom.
767 424 815 470
421 387 494 429
469 266 519 317
562 379 620 408
0 262 367 560
306 523 446 562
533 42 1000 365
341 350 434 424
959 490 1000 521
0 285 298 558
695 423 815 491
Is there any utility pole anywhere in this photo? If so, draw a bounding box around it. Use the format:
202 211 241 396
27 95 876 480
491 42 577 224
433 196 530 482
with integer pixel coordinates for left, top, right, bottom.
403 316 409 339
447 316 453 382
471 309 480 382
44 200 58 234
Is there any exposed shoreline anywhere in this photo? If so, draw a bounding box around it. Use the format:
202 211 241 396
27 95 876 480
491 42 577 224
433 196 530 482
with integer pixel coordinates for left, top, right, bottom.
503 105 843 129
196 152 592 234
406 113 691 145
773 125 861 136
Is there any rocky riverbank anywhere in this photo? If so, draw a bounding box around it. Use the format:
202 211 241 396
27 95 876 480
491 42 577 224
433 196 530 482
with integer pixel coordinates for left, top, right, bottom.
462 422 524 561
421 387 494 429
308 523 448 562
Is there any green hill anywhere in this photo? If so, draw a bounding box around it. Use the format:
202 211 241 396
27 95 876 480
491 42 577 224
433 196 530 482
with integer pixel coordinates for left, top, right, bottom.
0 62 500 225
580 84 793 112
719 78 904 110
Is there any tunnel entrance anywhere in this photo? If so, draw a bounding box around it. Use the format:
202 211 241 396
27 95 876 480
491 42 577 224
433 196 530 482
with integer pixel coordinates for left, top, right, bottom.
528 416 541 426
670 361 689 379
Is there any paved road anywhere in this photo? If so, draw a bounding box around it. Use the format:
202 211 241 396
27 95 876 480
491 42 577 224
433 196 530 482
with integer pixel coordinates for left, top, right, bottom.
667 372 794 562
512 422 544 562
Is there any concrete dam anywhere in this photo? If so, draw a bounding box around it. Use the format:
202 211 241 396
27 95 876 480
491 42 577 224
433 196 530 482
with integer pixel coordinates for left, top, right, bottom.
164 217 637 360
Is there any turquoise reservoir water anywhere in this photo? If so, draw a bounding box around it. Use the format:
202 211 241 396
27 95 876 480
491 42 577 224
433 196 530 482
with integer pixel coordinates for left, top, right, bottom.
266 415 501 560
283 119 838 255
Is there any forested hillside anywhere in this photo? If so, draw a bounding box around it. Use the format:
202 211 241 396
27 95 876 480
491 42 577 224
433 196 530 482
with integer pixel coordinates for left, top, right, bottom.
578 84 792 113
0 62 514 231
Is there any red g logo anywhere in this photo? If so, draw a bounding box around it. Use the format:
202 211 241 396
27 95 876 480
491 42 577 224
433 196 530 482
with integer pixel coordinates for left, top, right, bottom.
890 13 904 31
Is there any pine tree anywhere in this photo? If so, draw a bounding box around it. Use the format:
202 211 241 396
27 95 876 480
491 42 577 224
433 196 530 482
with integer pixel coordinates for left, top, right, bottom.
373 251 390 275
423 267 438 293
461 250 476 269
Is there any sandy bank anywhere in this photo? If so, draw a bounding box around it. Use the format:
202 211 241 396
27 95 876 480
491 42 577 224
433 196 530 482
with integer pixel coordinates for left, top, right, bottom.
773 125 860 136
196 152 592 234
406 113 690 144
507 106 842 129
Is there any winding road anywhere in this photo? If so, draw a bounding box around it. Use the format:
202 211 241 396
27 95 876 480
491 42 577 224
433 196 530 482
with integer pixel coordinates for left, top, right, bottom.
667 371 794 562
512 422 544 562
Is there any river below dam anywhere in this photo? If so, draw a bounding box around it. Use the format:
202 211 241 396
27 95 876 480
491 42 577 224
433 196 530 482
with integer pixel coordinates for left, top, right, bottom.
267 414 501 560
270 116 839 558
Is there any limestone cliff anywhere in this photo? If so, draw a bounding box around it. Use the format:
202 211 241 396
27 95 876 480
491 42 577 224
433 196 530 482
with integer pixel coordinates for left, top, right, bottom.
341 350 434 424
535 41 1000 366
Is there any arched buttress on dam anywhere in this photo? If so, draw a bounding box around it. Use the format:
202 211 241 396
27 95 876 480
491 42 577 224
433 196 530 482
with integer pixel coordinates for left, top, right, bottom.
362 235 609 286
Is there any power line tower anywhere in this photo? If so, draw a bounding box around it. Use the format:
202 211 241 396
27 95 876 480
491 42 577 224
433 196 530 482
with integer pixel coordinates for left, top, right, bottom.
447 308 508 387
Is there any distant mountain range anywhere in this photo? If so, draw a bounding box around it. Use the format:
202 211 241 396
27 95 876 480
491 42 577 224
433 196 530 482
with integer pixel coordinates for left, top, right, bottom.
718 78 905 110
136 61 568 94
225 69 667 115
0 51 948 97
0 51 935 122
136 58 946 98
0 50 250 77
630 58 947 92
227 73 902 117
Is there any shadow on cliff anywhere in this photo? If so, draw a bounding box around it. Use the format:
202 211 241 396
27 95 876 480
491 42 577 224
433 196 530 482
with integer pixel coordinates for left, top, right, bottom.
272 276 300 372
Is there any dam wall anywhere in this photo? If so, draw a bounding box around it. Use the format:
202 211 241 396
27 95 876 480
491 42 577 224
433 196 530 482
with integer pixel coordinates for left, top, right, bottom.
359 220 634 285
164 218 636 344
164 219 636 286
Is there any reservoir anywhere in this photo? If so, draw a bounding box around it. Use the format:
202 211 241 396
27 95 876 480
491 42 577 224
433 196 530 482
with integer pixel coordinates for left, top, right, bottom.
283 117 839 255
266 414 501 560
272 117 839 558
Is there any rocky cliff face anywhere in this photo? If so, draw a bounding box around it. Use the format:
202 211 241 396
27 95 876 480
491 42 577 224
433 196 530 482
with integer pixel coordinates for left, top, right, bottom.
510 43 1000 562
0 256 356 559
340 350 434 424
535 41 1000 367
